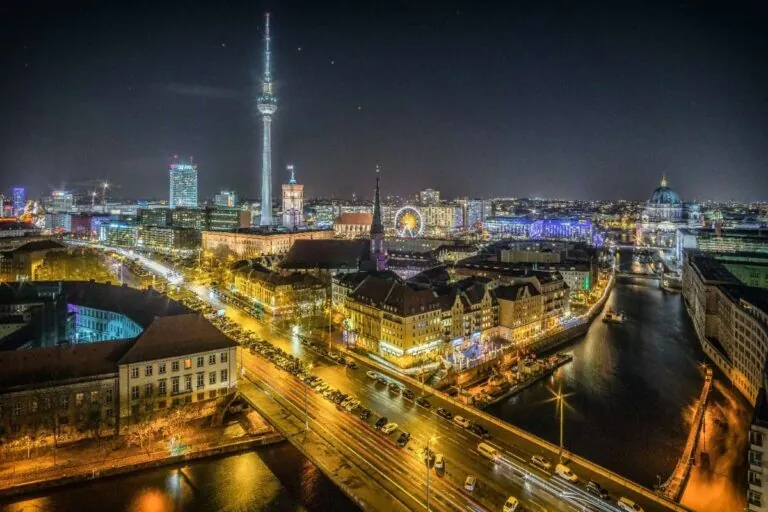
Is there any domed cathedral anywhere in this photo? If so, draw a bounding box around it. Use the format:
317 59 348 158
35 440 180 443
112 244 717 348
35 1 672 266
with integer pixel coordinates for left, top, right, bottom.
637 175 700 249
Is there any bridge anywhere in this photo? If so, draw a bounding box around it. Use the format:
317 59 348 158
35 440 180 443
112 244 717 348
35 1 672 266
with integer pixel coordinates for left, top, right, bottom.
615 271 661 280
112 247 692 512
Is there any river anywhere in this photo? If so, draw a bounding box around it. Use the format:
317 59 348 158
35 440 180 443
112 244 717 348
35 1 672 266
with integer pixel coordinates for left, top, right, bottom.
2 442 359 512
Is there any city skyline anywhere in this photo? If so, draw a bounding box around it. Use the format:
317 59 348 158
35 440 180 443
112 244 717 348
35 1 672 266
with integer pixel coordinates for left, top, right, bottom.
2 1 767 202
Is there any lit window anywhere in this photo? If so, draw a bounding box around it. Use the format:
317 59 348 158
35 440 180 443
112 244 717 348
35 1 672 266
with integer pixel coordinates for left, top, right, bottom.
75 393 84 407
184 358 192 370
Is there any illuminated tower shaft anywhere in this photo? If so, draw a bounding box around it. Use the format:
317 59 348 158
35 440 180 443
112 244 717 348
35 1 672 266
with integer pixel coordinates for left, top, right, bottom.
258 12 278 226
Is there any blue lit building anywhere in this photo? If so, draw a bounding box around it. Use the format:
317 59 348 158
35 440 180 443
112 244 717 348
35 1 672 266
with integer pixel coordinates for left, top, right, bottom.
169 161 198 208
12 188 25 216
483 217 594 243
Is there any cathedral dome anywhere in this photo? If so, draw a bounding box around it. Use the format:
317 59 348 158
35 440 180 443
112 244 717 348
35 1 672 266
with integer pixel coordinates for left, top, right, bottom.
648 175 682 205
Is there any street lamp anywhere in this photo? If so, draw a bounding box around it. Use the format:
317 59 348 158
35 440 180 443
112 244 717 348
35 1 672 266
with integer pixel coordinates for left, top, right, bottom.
548 386 573 463
304 363 314 431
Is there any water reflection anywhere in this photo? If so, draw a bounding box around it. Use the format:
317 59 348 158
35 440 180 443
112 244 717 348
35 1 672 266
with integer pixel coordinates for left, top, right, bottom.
2 443 358 512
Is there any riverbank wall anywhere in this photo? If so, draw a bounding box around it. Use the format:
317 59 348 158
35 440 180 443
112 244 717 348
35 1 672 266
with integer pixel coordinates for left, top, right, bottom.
0 433 282 500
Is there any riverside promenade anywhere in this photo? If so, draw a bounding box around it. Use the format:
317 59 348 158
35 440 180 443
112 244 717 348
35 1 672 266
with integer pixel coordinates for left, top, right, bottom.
0 412 282 499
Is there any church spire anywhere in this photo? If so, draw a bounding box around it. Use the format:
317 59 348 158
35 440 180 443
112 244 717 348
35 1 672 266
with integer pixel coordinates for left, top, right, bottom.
661 174 668 188
370 165 387 271
371 165 384 235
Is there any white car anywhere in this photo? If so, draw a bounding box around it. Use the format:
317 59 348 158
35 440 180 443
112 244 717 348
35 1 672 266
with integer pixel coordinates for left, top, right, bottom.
344 400 359 412
464 475 477 492
453 415 472 428
617 497 644 512
434 453 445 470
531 454 552 470
381 422 398 435
503 496 519 512
555 463 578 483
366 371 377 379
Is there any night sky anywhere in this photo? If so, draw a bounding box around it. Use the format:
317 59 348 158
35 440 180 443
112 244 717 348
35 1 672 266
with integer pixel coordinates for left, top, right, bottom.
1 1 767 202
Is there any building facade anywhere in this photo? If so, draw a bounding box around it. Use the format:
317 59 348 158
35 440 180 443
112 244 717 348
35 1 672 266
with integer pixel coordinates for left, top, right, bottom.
169 161 198 209
334 212 372 238
201 229 334 259
281 166 304 228
231 261 326 316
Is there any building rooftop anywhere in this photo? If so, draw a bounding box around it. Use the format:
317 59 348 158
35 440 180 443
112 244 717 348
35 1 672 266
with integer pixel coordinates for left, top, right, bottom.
0 340 134 392
280 239 371 270
495 283 541 301
118 314 238 365
688 254 741 284
335 212 372 225
0 239 65 256
233 261 323 289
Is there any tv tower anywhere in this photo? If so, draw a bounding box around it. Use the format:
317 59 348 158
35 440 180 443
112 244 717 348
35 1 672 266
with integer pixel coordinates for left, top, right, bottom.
258 12 278 226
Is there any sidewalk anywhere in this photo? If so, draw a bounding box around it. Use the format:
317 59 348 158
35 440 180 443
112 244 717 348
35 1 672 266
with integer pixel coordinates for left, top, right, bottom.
0 414 282 498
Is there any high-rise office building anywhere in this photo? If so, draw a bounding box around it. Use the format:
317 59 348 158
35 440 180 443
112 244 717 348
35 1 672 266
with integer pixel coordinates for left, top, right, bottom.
12 188 26 216
49 191 74 213
281 165 304 228
169 161 198 208
214 190 237 208
257 13 278 226
419 188 440 205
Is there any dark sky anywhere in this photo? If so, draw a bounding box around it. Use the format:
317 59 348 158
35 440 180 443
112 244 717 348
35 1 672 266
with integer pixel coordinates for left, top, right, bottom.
1 1 767 202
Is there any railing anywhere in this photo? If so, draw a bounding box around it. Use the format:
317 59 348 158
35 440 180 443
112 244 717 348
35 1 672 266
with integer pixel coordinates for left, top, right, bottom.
662 367 713 501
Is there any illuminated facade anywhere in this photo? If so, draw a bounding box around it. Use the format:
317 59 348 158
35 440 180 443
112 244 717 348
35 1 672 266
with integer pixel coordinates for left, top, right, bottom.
258 13 278 226
201 229 333 259
214 190 237 208
136 226 200 255
496 283 544 344
281 165 304 228
12 188 25 216
100 222 138 248
334 212 372 238
169 162 198 208
49 191 74 213
483 217 594 242
231 261 325 317
637 175 701 249
419 188 440 205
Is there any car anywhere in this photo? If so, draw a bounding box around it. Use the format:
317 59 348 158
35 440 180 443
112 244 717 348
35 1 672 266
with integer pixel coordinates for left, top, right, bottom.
375 417 388 430
340 397 353 408
464 475 477 492
388 384 402 395
334 393 347 405
344 400 359 412
402 389 415 400
377 376 388 385
436 408 453 420
530 455 552 470
586 480 609 500
315 384 328 393
617 497 644 512
381 422 398 435
366 371 377 379
469 423 491 439
434 453 445 470
453 415 472 428
396 432 410 447
555 463 578 483
503 496 519 512
346 361 358 369
359 408 371 420
416 397 431 409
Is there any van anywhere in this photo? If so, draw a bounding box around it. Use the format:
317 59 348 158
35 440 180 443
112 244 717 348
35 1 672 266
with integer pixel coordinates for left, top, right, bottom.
477 442 500 461
617 497 644 512
555 463 578 483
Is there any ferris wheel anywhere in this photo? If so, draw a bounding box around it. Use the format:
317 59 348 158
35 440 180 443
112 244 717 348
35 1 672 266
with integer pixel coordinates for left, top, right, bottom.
394 206 424 238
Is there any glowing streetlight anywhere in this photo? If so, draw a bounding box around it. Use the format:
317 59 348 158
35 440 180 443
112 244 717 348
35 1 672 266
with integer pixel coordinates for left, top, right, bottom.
547 386 574 463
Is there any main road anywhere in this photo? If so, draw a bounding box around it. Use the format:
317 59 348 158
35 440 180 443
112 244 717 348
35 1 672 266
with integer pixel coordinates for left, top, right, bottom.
124 251 686 512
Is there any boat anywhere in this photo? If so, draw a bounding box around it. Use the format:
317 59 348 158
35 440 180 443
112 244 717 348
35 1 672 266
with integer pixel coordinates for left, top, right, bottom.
603 308 626 324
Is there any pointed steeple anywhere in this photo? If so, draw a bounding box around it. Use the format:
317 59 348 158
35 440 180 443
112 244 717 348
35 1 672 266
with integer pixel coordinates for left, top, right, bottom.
661 174 668 188
288 164 296 184
371 165 384 235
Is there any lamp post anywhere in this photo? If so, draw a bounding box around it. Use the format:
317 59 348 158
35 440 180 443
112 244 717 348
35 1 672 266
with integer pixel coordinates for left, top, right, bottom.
304 363 314 431
552 388 572 463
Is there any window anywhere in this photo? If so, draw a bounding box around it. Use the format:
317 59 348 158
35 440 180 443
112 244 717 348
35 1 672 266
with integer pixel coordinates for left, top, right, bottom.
184 375 192 391
104 389 113 403
221 369 228 382
750 470 762 487
144 383 152 398
159 380 167 396
75 393 84 407
750 450 763 467
145 364 153 377
159 362 166 375
172 377 180 394
751 430 764 447
90 391 99 403
131 386 139 400
131 367 139 379
196 373 205 388
209 354 216 365
60 395 70 409
197 356 204 368
184 358 192 370
105 408 113 418
184 396 192 404
172 361 180 372
749 491 762 508
209 390 217 399
197 392 205 401
209 371 216 385
221 352 228 363
172 398 180 407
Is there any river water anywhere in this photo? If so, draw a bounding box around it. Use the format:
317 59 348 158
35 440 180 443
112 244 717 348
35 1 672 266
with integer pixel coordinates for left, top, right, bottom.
3 258 749 511
2 442 359 512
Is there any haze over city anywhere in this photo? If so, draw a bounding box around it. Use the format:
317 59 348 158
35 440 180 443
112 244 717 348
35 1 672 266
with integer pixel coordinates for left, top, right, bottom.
2 0 767 201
